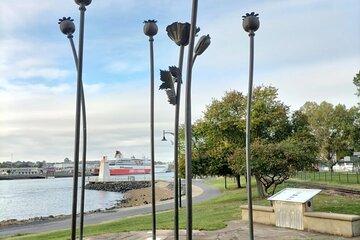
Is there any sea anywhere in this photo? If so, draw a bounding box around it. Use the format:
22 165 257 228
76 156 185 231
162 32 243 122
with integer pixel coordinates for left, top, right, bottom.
0 172 173 221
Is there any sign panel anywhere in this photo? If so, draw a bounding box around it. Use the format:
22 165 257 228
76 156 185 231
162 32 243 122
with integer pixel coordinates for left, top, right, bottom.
267 188 321 203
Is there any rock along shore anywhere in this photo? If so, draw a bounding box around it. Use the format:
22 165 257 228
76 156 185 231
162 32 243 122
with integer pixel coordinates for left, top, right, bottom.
85 181 151 192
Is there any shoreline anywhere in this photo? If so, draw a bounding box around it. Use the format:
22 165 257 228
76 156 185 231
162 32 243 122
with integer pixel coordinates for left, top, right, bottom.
0 180 184 228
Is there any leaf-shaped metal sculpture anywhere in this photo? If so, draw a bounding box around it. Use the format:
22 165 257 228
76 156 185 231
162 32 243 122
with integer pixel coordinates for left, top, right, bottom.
169 66 181 82
159 68 176 105
159 70 174 90
166 89 176 105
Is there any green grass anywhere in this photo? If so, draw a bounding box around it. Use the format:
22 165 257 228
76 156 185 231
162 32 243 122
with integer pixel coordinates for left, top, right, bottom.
277 181 360 215
3 177 359 240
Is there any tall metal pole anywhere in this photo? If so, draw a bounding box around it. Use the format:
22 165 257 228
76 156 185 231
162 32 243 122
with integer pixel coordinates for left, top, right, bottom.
79 102 87 240
149 35 156 240
68 35 88 240
245 30 255 240
179 177 182 208
173 45 184 240
143 20 158 240
70 3 87 240
185 1 198 239
243 12 260 240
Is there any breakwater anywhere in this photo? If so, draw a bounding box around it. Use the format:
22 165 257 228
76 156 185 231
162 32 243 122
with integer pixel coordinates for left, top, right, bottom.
85 181 151 192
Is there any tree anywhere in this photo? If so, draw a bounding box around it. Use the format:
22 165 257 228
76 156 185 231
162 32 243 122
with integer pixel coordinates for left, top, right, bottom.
251 131 317 197
178 86 318 197
196 86 315 195
301 102 355 171
353 71 360 98
178 121 234 180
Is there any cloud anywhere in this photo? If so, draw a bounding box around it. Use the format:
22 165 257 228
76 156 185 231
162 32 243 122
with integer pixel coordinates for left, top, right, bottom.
106 61 144 74
0 0 359 164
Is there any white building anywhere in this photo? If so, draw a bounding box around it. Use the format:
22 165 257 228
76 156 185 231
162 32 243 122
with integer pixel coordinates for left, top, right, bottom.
319 152 360 172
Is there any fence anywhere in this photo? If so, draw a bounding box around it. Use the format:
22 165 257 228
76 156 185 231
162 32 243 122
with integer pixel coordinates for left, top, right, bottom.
295 171 360 184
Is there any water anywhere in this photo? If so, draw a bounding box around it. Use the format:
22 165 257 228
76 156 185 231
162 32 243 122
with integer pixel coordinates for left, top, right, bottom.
0 172 173 221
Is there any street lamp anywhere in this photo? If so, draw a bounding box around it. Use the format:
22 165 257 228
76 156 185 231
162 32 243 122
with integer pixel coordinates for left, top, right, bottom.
162 130 174 145
161 129 184 210
143 19 158 240
58 15 88 240
242 12 260 240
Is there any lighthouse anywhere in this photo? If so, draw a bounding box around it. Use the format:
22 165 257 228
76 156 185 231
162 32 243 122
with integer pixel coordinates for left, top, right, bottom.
98 156 110 182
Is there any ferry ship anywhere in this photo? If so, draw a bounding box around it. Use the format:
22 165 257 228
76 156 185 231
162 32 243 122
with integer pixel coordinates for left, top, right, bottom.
91 151 169 176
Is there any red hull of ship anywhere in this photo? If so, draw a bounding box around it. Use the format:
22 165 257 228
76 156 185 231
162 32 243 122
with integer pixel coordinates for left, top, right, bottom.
110 168 151 175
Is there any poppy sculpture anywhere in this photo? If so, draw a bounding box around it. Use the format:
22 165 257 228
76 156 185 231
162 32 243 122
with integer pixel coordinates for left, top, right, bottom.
143 19 158 240
242 11 260 240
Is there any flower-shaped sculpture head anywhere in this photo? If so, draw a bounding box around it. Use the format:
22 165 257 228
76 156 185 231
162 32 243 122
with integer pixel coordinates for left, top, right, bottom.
166 22 190 46
194 35 211 56
58 17 75 36
143 20 158 37
166 22 201 46
159 66 180 105
242 12 260 33
74 0 92 6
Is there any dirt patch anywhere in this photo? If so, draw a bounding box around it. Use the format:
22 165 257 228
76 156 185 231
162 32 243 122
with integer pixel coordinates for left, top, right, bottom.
118 181 174 207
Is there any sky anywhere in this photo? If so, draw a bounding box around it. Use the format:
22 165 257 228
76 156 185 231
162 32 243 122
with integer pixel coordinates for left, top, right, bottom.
0 0 359 163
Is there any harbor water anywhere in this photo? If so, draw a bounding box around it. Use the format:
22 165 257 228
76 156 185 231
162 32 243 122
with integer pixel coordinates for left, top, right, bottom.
0 172 173 222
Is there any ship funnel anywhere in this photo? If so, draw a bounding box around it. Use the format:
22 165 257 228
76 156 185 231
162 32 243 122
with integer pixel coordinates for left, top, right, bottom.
114 150 123 160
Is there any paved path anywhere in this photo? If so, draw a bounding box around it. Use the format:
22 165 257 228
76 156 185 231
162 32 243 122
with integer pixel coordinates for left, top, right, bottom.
87 220 360 240
0 180 220 238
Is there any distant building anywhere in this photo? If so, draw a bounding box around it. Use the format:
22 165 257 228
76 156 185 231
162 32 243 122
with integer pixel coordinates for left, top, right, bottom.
319 152 360 172
0 167 43 175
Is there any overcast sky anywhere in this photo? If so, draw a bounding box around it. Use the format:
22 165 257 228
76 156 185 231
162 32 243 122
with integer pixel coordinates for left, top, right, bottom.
0 0 359 163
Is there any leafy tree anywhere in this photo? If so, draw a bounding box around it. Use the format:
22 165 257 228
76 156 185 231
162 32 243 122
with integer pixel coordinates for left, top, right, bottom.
178 122 233 180
179 86 318 197
353 71 360 98
350 107 360 151
301 102 355 171
252 131 317 197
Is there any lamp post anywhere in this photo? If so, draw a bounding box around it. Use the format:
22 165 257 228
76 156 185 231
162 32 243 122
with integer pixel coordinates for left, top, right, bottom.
242 12 260 240
161 130 183 210
144 19 158 240
161 130 174 145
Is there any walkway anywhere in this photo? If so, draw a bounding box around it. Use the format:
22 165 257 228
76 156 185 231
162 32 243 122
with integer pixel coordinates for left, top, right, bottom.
0 180 220 237
87 220 360 240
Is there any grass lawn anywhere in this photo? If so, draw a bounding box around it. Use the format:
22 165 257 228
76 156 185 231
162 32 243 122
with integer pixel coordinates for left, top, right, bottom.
293 171 360 189
3 177 360 240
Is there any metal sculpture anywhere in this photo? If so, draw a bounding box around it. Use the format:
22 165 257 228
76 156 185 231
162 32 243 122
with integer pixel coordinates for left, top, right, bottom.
59 1 91 239
58 15 88 240
159 12 211 240
143 19 158 240
242 11 260 240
